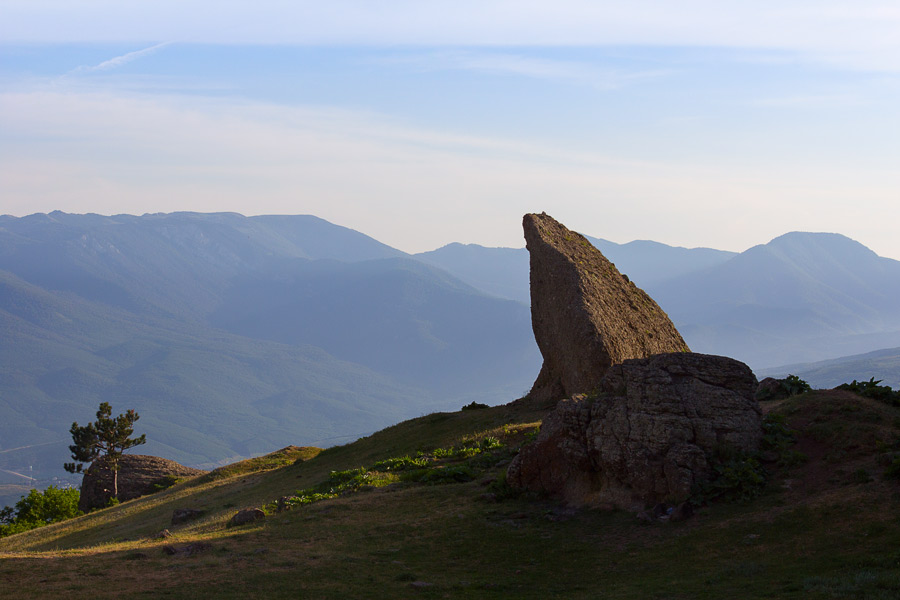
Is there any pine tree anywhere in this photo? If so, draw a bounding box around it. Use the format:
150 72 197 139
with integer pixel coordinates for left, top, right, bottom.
64 402 146 500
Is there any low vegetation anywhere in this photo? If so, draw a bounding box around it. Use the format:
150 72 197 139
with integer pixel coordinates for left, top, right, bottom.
1 387 899 599
836 377 900 407
0 486 81 538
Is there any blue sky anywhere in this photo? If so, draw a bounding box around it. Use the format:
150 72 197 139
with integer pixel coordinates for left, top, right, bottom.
2 1 899 257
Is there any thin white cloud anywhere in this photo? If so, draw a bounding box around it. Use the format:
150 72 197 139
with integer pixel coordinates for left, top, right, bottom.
374 51 669 89
69 42 171 75
4 1 900 71
753 93 865 109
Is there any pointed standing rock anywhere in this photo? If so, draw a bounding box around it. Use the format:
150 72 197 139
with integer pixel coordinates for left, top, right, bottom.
523 213 689 403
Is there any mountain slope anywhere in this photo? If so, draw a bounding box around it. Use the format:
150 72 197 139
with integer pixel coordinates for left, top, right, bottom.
414 237 735 304
0 211 406 320
415 243 530 303
1 389 898 599
0 212 541 505
765 346 900 389
586 235 736 288
650 232 900 368
0 267 431 506
211 256 537 393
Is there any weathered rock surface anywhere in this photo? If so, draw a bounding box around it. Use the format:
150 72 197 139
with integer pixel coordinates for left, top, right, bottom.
229 508 266 526
78 454 206 512
507 352 762 510
524 213 689 403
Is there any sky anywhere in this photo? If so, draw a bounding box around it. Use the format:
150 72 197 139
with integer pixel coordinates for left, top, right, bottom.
1 1 899 257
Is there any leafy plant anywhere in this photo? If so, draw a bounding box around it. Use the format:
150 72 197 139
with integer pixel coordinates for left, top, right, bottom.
150 475 184 493
693 454 767 506
757 375 812 401
372 456 431 471
837 378 900 407
461 401 489 411
0 485 82 538
761 414 806 468
401 465 476 484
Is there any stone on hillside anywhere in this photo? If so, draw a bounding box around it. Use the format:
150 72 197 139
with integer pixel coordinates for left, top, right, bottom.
78 454 207 512
171 508 207 526
229 508 266 526
507 352 762 510
523 213 690 404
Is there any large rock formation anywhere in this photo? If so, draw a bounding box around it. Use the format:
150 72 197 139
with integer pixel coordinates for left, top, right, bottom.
507 352 762 510
524 213 689 403
79 454 206 512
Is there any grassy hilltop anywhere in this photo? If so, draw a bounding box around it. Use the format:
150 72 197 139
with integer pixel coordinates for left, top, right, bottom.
2 389 900 599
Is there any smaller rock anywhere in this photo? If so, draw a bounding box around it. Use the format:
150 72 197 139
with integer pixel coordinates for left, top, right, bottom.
651 503 668 519
756 377 788 401
670 502 694 522
409 581 433 589
162 542 212 557
229 508 266 526
636 510 654 523
171 508 206 526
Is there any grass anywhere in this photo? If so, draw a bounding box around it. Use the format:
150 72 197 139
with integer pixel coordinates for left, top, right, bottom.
1 391 899 598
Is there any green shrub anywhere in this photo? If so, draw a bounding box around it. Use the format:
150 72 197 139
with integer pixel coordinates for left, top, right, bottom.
461 401 489 411
837 378 900 407
693 454 767 506
486 472 520 501
401 465 476 485
0 485 82 537
762 414 806 468
372 456 431 471
150 474 183 493
757 375 812 401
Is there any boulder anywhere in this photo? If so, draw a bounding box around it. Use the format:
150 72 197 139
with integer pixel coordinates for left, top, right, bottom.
523 213 689 403
78 454 206 512
229 508 266 526
507 352 762 510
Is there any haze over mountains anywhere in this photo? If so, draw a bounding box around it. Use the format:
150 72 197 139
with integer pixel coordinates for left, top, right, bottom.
422 231 900 369
2 210 899 507
0 211 539 504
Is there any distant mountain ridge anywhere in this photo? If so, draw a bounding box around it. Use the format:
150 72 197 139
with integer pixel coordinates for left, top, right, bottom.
651 232 900 367
3 212 900 509
414 236 735 304
765 346 900 390
0 211 540 505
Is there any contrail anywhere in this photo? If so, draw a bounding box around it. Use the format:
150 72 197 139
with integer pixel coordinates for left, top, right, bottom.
0 468 35 481
70 41 172 75
0 440 66 454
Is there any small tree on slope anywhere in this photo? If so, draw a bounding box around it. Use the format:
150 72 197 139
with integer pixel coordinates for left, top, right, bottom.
64 402 146 501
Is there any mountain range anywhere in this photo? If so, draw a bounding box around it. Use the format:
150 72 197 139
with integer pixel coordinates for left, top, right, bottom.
0 211 539 505
422 231 900 369
3 210 900 507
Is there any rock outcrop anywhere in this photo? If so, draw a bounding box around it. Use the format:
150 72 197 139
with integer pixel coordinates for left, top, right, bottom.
229 508 266 526
507 352 762 510
78 454 206 512
524 213 689 403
